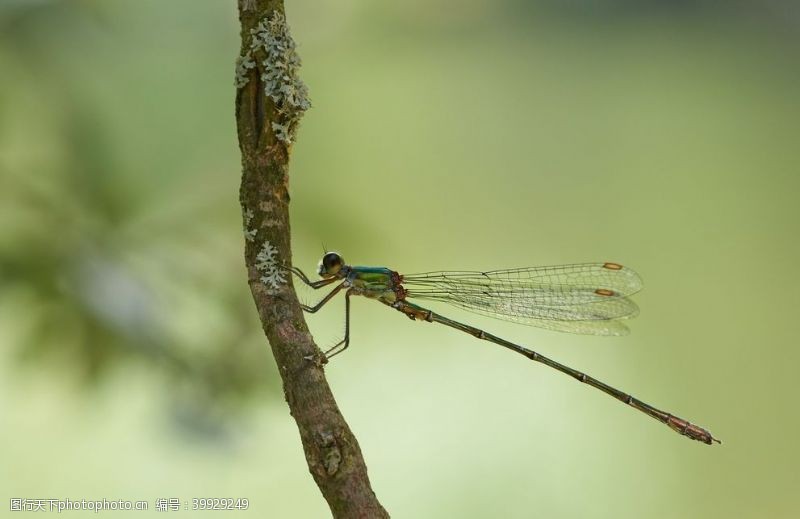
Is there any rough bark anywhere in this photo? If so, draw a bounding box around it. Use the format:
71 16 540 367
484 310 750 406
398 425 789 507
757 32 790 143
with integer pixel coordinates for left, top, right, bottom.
234 1 389 517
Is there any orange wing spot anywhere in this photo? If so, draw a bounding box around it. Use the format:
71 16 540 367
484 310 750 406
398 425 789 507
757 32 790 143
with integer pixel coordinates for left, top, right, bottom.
602 262 623 270
595 288 615 297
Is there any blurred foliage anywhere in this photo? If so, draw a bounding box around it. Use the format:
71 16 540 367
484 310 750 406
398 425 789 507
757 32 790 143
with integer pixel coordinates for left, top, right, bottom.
1 1 799 517
0 1 275 427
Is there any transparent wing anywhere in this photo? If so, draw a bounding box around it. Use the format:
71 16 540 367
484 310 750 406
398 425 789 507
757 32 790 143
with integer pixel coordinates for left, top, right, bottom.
402 263 642 336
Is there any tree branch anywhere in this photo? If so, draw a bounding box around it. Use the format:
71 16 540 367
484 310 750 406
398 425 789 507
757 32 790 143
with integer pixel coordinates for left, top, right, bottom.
234 1 389 517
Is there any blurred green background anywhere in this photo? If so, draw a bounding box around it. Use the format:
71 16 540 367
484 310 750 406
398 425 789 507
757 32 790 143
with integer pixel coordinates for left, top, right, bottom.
2 0 799 517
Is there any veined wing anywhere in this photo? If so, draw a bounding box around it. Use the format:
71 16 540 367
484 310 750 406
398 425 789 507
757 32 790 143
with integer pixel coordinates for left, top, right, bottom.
402 263 642 336
403 262 642 302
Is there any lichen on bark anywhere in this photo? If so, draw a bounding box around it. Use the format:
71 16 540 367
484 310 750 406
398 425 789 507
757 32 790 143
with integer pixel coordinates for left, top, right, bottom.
235 10 310 144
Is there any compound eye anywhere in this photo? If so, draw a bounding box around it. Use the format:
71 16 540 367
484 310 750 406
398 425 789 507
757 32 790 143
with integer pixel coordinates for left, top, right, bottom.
318 252 344 278
323 252 342 269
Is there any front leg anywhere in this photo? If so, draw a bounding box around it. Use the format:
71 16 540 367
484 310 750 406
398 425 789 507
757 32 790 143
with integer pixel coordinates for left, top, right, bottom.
286 265 338 289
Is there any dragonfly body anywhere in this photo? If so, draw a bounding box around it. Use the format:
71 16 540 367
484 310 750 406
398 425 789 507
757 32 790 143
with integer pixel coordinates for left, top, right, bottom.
343 266 403 304
288 252 720 445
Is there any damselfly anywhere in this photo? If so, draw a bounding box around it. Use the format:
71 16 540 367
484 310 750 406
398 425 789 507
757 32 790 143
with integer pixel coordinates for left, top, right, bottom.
288 252 720 445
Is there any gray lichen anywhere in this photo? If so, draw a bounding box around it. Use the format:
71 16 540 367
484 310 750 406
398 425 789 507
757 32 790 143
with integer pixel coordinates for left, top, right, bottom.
234 11 310 144
243 207 257 242
234 53 257 89
255 241 286 293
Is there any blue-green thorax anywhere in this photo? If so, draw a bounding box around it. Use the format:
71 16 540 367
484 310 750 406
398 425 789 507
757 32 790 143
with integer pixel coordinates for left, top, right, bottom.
342 266 404 304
